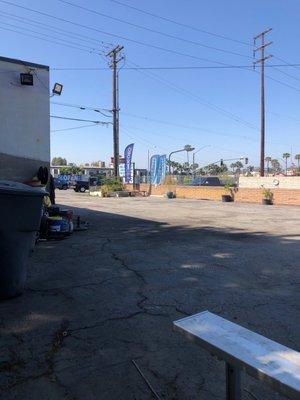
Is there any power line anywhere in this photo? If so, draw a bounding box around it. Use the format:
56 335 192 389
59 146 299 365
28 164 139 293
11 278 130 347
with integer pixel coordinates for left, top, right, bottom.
0 10 111 51
2 2 300 97
274 55 300 72
264 72 300 93
50 63 300 71
50 115 112 124
51 123 98 132
0 0 243 66
0 26 100 55
51 100 300 130
126 59 258 130
121 111 284 146
271 65 300 83
107 0 251 46
0 20 103 53
57 0 250 59
51 101 112 116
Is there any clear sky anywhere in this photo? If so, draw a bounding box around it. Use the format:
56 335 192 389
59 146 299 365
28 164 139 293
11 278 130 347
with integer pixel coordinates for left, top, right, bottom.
1 0 300 168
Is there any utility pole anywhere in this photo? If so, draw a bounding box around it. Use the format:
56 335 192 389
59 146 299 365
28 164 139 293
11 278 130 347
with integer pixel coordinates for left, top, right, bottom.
253 28 273 177
106 45 124 177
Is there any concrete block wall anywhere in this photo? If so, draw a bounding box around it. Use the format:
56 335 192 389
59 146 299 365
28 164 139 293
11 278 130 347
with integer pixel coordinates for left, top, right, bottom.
125 184 300 206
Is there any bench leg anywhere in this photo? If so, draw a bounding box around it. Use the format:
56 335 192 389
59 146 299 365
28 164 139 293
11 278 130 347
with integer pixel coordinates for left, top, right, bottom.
226 363 241 400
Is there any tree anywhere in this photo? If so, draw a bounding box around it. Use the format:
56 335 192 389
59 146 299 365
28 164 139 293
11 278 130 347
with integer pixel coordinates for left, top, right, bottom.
59 166 83 175
230 163 236 172
265 156 272 174
234 161 243 173
204 163 228 175
271 159 281 173
230 161 243 173
295 154 300 168
282 153 291 175
52 157 67 166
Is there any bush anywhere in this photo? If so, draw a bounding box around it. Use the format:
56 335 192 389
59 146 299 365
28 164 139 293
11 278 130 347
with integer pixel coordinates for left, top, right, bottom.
262 188 273 200
100 178 124 197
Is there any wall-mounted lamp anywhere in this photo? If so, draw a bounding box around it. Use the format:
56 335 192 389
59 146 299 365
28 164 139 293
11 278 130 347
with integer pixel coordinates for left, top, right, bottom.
20 73 33 86
52 83 63 96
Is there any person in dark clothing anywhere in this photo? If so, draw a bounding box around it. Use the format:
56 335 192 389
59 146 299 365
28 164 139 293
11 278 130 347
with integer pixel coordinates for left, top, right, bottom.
48 174 55 205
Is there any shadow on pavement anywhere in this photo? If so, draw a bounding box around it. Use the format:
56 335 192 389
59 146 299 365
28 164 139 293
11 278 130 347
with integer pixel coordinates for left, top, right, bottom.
0 202 299 400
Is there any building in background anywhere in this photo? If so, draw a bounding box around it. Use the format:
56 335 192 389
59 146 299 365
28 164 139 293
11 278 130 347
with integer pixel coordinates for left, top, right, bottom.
50 165 113 179
0 56 50 182
110 156 125 169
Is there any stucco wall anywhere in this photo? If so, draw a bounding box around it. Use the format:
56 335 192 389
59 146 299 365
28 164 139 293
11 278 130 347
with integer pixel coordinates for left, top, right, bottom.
0 57 50 181
239 176 300 189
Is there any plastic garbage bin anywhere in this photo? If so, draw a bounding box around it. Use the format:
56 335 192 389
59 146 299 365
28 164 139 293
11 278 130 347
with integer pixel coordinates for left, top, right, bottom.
0 181 47 299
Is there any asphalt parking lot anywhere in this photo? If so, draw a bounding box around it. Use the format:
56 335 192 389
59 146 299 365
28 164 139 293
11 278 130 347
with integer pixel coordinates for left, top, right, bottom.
1 190 299 400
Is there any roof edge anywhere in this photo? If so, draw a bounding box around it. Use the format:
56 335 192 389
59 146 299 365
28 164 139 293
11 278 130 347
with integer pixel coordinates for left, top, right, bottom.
0 55 49 70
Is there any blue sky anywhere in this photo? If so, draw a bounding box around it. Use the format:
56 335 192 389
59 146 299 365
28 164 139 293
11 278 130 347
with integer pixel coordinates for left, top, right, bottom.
1 0 300 168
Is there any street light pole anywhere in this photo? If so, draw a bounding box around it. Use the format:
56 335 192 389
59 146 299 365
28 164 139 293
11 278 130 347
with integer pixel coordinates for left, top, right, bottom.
192 145 211 166
168 145 195 173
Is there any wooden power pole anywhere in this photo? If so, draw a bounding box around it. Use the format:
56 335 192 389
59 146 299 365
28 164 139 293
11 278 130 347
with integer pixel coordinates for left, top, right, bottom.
253 28 273 177
107 45 124 177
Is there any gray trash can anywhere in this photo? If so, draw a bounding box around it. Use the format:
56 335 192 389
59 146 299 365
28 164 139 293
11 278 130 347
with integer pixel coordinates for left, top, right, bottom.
0 181 46 299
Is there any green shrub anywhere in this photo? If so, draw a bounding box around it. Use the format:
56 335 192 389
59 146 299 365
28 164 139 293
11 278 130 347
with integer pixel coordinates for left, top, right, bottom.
100 177 124 196
262 188 273 200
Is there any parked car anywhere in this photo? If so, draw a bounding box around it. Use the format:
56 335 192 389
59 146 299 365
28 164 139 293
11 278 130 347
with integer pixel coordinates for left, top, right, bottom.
74 177 99 193
54 178 69 190
190 177 222 186
74 180 90 193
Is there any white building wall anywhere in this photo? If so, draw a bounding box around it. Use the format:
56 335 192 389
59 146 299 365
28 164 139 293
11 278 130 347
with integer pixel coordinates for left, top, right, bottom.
0 56 50 181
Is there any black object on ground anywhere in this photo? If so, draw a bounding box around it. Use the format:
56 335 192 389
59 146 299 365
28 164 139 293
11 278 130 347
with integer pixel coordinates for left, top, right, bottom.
222 195 233 202
0 181 46 300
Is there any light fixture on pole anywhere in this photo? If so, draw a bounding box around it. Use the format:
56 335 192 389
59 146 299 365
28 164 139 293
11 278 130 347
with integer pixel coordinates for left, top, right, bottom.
168 144 195 173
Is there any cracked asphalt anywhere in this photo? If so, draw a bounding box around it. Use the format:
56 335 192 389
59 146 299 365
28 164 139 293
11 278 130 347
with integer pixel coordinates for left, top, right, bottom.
0 190 299 400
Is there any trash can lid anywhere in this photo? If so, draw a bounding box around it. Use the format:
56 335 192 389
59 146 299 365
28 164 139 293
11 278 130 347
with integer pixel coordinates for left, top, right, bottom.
0 181 47 197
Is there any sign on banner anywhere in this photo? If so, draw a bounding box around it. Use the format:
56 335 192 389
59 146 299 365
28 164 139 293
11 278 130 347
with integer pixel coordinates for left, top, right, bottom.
157 155 167 184
150 154 160 184
124 143 134 183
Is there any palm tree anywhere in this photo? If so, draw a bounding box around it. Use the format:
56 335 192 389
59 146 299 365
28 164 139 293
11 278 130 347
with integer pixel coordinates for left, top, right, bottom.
265 156 272 175
230 162 237 172
271 159 281 173
282 153 291 175
295 154 300 168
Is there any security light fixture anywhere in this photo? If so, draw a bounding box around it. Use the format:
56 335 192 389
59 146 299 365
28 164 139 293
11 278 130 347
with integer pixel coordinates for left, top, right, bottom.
52 82 63 96
20 73 33 86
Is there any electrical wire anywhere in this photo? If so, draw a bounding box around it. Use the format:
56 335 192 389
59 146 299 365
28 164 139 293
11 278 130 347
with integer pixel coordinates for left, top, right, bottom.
0 10 109 52
50 115 111 124
271 65 300 83
121 126 187 161
57 0 251 60
125 59 258 130
121 111 285 146
50 63 300 71
274 55 300 72
0 0 245 66
2 1 300 97
0 20 102 53
49 99 257 140
51 123 98 132
51 101 112 117
107 0 251 46
0 26 100 55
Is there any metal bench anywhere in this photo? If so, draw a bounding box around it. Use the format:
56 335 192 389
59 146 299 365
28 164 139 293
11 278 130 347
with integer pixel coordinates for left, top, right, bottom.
173 311 300 400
